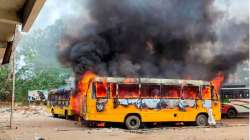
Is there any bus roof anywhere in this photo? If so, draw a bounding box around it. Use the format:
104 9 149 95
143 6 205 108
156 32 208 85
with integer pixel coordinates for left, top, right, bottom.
48 88 71 95
220 87 249 90
94 77 210 86
222 84 246 88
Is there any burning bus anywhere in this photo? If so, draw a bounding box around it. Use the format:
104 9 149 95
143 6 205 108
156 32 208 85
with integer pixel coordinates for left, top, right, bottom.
67 72 221 129
53 0 248 130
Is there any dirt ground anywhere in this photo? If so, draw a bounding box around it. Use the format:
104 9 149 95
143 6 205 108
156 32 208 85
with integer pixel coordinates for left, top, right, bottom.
0 105 249 140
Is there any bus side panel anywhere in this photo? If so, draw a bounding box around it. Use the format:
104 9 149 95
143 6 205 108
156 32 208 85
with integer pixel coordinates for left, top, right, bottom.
85 99 213 123
84 83 221 123
86 98 128 122
140 108 198 122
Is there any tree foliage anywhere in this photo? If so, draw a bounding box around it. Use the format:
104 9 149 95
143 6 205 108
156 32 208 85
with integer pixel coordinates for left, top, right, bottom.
0 65 12 101
0 19 71 102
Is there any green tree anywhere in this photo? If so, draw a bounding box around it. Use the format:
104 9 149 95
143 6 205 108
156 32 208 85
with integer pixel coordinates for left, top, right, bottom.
15 67 70 102
13 19 71 102
0 19 71 103
0 65 12 101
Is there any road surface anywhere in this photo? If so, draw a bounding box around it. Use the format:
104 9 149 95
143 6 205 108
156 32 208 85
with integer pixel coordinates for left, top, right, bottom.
0 106 249 140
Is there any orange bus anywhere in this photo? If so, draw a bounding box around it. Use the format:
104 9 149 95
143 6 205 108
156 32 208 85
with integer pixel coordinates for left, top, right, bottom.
75 76 221 129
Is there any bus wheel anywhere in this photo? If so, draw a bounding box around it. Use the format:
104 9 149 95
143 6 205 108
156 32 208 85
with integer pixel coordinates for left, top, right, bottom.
64 110 69 120
125 115 141 130
51 109 58 118
227 108 237 118
196 114 208 127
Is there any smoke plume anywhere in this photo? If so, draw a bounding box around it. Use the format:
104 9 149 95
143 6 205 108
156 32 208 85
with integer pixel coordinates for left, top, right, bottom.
59 0 249 82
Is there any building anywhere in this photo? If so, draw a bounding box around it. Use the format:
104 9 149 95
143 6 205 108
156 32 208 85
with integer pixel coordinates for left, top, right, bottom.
0 0 46 65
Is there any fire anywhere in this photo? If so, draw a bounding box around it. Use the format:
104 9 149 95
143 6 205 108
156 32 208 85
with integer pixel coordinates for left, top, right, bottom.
70 71 96 115
69 70 224 115
123 78 137 83
211 72 224 92
78 71 96 95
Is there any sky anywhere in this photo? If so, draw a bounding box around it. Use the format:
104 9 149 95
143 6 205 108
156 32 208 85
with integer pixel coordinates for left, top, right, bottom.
31 0 249 31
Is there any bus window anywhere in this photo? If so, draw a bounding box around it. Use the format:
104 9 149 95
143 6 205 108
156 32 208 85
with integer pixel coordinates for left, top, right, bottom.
49 94 55 105
95 82 107 98
243 90 249 98
182 86 199 99
58 95 62 100
223 92 233 99
110 83 117 98
202 86 211 99
232 90 239 99
65 101 69 106
236 90 243 99
141 84 161 98
52 95 56 105
162 85 181 99
118 84 139 98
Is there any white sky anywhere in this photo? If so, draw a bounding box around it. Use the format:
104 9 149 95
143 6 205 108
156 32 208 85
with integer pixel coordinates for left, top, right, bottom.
31 0 87 30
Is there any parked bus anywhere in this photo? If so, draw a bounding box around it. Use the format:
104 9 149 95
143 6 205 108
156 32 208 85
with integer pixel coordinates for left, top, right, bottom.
220 85 249 118
47 88 74 119
76 77 221 129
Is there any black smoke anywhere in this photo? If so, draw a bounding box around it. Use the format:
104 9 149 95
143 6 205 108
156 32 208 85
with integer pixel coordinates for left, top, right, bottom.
59 0 249 81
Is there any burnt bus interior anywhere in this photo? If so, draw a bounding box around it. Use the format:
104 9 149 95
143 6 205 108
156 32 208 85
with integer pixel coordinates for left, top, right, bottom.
91 77 215 100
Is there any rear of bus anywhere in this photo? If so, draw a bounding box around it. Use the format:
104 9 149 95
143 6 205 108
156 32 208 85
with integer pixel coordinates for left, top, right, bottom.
80 77 221 129
47 89 74 119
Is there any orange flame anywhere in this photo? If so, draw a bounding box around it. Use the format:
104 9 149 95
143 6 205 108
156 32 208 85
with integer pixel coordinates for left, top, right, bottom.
78 71 96 95
211 72 224 92
70 71 96 115
123 78 137 83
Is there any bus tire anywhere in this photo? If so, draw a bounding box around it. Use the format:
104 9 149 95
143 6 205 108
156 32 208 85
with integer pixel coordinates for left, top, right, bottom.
125 115 141 130
196 114 208 127
65 110 69 120
51 109 58 118
227 108 237 118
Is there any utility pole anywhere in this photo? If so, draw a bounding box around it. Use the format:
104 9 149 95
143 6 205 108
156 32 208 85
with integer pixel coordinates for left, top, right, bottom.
10 25 18 129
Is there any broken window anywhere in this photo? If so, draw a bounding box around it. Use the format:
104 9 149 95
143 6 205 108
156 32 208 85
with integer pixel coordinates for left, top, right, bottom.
182 85 199 99
162 85 181 98
109 83 117 98
95 82 107 98
202 86 211 99
118 84 139 98
141 84 161 98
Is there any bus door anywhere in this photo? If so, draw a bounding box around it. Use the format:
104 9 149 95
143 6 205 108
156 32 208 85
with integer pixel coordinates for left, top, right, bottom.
201 85 212 110
81 94 87 116
89 82 109 113
81 81 94 117
202 85 220 119
211 86 220 107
